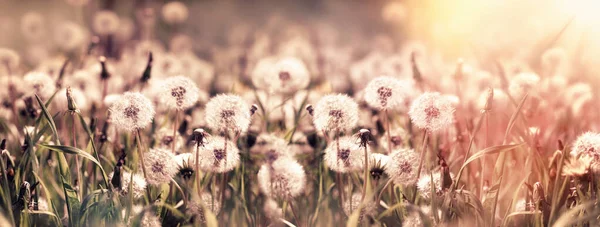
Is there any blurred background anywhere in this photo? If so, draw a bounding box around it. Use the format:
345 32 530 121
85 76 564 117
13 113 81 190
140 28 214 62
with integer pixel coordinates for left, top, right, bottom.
0 0 598 84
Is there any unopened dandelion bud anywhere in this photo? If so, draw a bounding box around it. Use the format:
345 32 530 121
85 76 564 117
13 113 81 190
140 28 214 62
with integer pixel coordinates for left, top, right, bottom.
140 52 153 83
483 87 494 112
0 139 5 150
111 165 122 190
557 139 564 151
193 128 209 147
250 104 258 116
99 56 110 80
358 129 371 148
66 87 79 113
306 104 314 116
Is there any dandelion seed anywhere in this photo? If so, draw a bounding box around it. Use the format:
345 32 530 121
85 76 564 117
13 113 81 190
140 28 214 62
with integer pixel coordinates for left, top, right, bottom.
364 76 411 111
508 72 539 98
323 136 368 173
342 193 377 222
312 94 359 133
257 157 306 200
23 71 55 99
408 92 455 132
109 171 147 199
143 148 178 185
204 94 252 134
162 1 189 25
159 76 200 110
93 10 119 36
193 136 240 173
109 92 155 132
385 148 420 185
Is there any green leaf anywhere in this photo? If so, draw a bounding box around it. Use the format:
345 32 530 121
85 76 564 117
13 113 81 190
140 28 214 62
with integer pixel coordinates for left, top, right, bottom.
456 143 524 182
41 144 109 189
76 113 110 189
35 94 70 182
552 201 598 227
62 176 81 227
346 203 361 227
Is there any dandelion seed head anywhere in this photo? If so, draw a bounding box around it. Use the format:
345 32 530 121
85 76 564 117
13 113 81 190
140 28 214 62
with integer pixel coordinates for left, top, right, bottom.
23 71 55 99
508 72 540 98
193 136 240 173
186 192 221 223
21 12 45 41
93 10 120 36
342 193 377 222
109 171 147 199
364 76 411 111
257 157 306 200
204 94 251 134
253 57 310 94
408 92 455 132
159 76 199 110
252 134 294 161
109 92 155 131
143 148 178 185
155 128 184 152
0 48 20 72
379 128 408 151
385 148 420 185
115 17 135 42
324 136 368 173
263 198 283 221
54 22 88 52
162 1 189 24
313 94 359 133
571 132 600 159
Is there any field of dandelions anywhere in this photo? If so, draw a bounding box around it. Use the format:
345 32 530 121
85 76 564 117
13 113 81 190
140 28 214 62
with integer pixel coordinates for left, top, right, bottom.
0 0 599 226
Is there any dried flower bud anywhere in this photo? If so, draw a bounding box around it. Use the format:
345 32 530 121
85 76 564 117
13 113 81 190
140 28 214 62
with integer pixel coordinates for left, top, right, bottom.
483 87 494 112
558 139 564 151
99 56 110 80
306 104 314 116
66 87 79 113
193 128 209 147
140 52 153 83
250 104 258 116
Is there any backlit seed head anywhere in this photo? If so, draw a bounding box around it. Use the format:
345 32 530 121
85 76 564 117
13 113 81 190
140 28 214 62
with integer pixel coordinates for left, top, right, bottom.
257 157 306 200
143 148 178 185
312 94 359 133
408 92 454 132
23 71 55 100
364 76 412 111
193 136 240 173
159 76 200 110
385 148 420 185
109 171 147 199
205 94 251 134
109 92 155 131
323 136 368 173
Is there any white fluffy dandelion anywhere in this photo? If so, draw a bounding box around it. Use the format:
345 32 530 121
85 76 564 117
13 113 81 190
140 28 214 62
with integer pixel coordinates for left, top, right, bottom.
23 71 56 99
508 72 540 98
159 76 200 110
186 192 222 223
204 94 252 134
342 193 377 222
323 136 368 173
251 134 294 161
0 48 20 73
253 57 310 95
54 21 88 52
162 1 189 24
143 148 178 185
312 94 359 133
408 92 455 132
257 157 306 200
154 128 184 152
194 136 240 173
93 10 120 36
570 132 600 159
109 171 147 199
385 148 420 185
263 198 283 222
109 92 155 132
364 76 411 111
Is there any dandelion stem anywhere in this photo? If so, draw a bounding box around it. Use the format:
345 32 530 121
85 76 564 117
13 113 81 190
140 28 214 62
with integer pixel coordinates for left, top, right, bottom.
384 110 392 154
415 131 429 182
71 114 82 200
172 110 179 154
361 143 369 202
135 129 151 202
288 200 301 227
